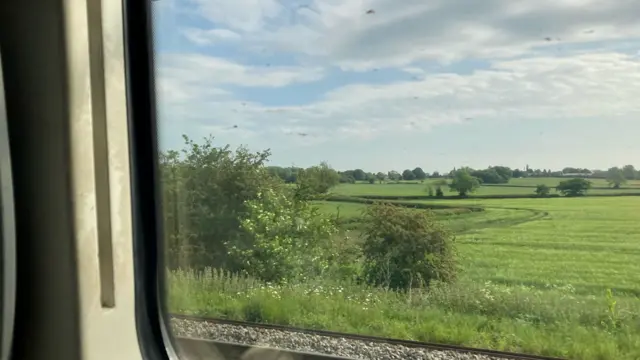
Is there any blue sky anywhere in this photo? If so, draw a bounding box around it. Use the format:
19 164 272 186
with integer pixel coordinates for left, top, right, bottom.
151 0 640 174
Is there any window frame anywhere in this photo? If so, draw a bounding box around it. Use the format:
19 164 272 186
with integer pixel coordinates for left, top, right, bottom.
121 0 178 359
0 48 16 360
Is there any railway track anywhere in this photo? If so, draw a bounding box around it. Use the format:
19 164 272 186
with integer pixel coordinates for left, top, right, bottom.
169 314 567 360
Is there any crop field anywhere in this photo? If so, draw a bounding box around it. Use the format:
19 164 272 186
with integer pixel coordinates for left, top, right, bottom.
169 176 640 360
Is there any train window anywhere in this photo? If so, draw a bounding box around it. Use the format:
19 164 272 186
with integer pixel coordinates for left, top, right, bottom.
0 49 15 360
149 1 640 359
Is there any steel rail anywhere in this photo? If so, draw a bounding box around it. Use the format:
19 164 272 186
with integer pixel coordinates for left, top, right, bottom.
169 314 567 360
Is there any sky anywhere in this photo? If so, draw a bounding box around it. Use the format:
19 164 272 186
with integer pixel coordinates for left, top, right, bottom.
151 0 640 174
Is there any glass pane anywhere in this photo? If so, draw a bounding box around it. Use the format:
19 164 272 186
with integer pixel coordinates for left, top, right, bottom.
151 1 640 359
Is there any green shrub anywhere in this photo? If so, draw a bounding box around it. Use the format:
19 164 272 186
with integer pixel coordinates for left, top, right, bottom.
425 185 434 196
360 203 457 291
159 135 280 271
535 184 551 197
557 178 592 197
231 186 339 283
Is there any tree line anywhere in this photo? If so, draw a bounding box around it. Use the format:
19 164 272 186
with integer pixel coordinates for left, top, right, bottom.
267 164 639 185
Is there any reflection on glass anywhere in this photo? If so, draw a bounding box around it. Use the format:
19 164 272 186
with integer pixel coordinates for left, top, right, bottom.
151 1 640 359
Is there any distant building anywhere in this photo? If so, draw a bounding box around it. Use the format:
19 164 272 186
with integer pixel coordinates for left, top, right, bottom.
561 171 593 177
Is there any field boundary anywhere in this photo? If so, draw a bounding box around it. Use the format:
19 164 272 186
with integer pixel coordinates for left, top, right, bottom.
324 195 486 211
482 184 639 190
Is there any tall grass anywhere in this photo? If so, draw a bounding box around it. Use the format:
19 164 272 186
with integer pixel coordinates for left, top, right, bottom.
168 268 640 360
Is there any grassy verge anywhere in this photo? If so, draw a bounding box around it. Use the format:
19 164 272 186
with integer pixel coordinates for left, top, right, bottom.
168 269 640 360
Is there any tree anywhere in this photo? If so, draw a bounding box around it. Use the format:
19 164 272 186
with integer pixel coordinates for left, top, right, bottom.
375 172 386 183
606 167 627 188
339 172 355 183
490 166 513 182
535 184 550 197
402 169 416 181
471 168 507 184
267 166 301 183
622 165 637 180
512 169 525 178
387 170 402 181
295 162 340 200
361 203 457 290
412 167 427 180
159 135 280 271
449 169 480 197
556 178 591 197
352 169 366 181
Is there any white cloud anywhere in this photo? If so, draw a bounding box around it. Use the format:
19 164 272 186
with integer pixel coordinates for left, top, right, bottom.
181 0 640 69
158 53 324 88
181 28 241 45
190 0 284 32
157 51 640 145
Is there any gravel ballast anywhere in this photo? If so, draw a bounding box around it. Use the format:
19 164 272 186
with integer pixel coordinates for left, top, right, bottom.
170 318 520 360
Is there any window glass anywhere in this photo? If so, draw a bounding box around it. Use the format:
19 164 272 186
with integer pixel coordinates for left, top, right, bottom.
151 1 640 359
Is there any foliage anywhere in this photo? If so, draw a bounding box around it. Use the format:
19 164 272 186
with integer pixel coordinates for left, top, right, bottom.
170 268 640 360
425 185 435 196
471 166 513 184
402 169 416 181
339 173 356 183
267 166 301 183
387 170 402 181
360 203 457 290
606 167 627 188
535 184 551 197
160 135 343 279
352 169 367 181
556 178 592 197
230 186 339 283
449 169 481 196
491 166 513 182
412 167 427 180
159 135 280 271
622 165 637 180
295 162 340 200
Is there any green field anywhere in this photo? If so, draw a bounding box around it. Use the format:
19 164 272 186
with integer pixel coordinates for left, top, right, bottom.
169 178 640 359
331 178 640 197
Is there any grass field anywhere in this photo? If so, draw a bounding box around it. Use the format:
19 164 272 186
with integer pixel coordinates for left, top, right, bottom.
169 179 640 359
331 178 640 197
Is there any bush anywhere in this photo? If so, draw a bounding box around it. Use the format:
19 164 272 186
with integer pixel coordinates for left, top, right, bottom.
425 185 434 196
435 187 444 197
159 135 281 271
232 186 339 283
557 178 592 197
535 184 551 197
295 162 340 200
360 203 457 291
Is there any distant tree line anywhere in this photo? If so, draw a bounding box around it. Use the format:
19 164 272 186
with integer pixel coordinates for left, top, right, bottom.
267 164 639 185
